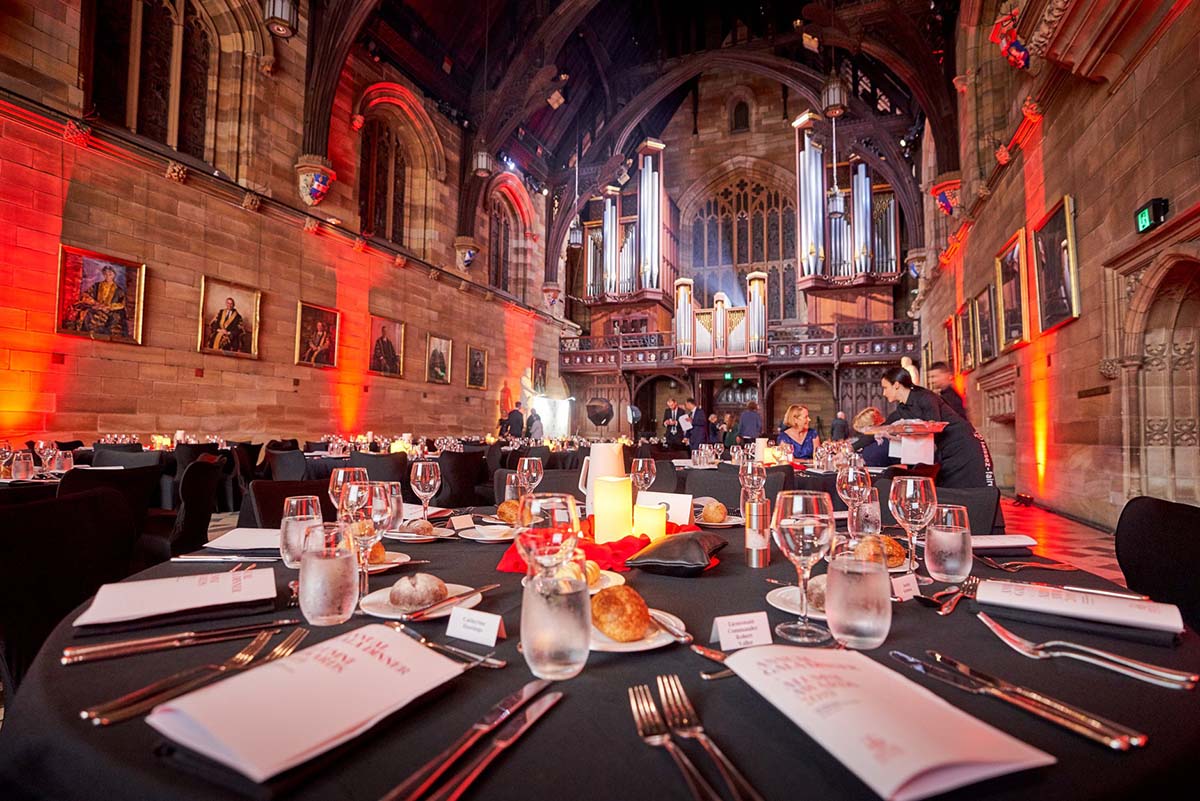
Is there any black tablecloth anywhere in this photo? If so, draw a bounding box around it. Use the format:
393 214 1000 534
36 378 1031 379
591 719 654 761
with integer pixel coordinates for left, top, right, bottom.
302 455 350 480
2 525 1198 801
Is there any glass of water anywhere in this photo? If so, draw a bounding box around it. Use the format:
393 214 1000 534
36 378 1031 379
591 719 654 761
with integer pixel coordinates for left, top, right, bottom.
11 452 34 480
517 527 590 680
926 504 972 583
280 495 322 569
298 523 358 626
849 487 882 541
826 534 892 650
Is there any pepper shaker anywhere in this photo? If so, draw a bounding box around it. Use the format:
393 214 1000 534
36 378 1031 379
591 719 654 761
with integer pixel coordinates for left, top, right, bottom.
743 496 771 568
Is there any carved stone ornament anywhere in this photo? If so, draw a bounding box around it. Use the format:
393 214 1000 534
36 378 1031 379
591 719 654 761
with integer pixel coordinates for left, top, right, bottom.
165 160 188 184
241 192 261 211
458 280 470 292
952 73 971 94
295 155 336 207
350 114 365 132
429 269 441 281
393 253 407 269
1022 96 1043 122
1028 0 1071 57
303 217 320 233
353 237 366 252
995 144 1011 165
1099 358 1120 380
62 120 91 147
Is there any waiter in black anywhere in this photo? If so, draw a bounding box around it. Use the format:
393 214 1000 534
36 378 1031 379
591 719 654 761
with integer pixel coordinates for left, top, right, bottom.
927 361 967 421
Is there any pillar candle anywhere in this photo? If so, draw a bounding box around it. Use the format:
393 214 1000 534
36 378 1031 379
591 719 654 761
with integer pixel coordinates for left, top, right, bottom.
633 503 668 542
593 476 633 544
755 437 768 463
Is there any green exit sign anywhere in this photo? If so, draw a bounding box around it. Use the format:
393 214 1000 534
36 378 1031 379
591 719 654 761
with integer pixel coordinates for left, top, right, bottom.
724 372 733 380
1136 198 1169 233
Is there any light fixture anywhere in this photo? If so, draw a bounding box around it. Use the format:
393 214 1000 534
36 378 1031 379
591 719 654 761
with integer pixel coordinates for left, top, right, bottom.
822 58 849 219
567 125 583 251
472 0 494 178
263 0 297 38
472 150 495 177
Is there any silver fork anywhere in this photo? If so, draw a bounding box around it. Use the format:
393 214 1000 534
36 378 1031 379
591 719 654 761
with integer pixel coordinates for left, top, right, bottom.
81 630 274 721
657 674 766 801
628 684 722 801
976 612 1198 689
937 576 980 616
976 555 1079 572
94 628 309 726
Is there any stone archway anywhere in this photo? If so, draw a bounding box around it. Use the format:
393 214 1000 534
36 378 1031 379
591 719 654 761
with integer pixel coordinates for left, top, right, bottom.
764 369 837 438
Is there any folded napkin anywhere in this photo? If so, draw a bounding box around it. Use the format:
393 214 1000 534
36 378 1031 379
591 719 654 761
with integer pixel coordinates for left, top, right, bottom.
971 535 1036 553
625 531 726 577
495 517 702 573
206 528 281 552
972 603 1180 647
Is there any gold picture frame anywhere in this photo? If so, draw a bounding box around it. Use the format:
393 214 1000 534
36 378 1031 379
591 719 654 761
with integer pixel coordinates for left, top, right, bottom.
942 317 956 373
367 315 405 377
294 301 340 368
426 333 452 384
197 276 260 358
995 228 1029 351
1031 195 1082 334
956 302 976 374
467 345 488 390
975 284 998 364
55 244 146 345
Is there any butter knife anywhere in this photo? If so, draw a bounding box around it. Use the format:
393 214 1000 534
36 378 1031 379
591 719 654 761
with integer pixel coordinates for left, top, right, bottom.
379 679 551 801
424 692 563 801
60 619 299 665
402 584 501 622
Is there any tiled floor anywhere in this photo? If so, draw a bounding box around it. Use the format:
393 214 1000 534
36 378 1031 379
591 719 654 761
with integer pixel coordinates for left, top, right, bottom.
998 498 1123 585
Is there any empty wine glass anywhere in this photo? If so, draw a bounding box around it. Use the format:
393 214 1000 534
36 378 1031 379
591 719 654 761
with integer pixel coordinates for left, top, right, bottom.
888 476 937 585
328 467 367 513
739 461 766 498
410 460 441 520
713 442 724 461
836 464 873 515
630 458 656 494
771 491 835 645
35 440 54 471
926 504 972 584
517 457 544 497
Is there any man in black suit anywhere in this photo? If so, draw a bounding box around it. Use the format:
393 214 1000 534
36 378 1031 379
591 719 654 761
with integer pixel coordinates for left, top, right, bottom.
663 398 685 447
928 361 967 420
683 397 709 450
503 402 525 438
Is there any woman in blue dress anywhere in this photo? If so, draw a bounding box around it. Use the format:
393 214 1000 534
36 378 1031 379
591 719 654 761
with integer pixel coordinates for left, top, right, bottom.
777 404 820 458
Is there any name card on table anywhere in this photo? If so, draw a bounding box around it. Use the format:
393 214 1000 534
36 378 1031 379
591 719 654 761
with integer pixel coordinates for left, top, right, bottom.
709 612 772 651
635 491 694 525
401 503 449 520
975 580 1184 633
446 606 507 647
205 528 281 551
449 514 475 531
891 573 920 602
726 646 1055 801
146 625 462 783
74 568 278 626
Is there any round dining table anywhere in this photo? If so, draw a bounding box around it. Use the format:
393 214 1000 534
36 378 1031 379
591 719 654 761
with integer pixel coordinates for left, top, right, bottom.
2 520 1198 801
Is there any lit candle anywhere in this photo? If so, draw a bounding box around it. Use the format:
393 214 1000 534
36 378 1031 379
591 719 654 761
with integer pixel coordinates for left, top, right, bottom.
593 476 633 544
633 503 668 542
755 437 769 463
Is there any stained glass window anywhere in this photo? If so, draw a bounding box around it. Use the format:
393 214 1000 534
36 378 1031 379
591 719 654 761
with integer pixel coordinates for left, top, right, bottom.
137 0 173 144
732 101 749 132
489 196 517 294
178 3 210 161
359 119 407 246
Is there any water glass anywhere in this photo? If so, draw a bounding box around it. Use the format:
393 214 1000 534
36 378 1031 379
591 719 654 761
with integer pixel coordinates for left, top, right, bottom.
888 476 936 586
56 449 75 472
926 504 972 583
771 491 835 645
410 460 442 519
280 495 322 569
517 457 544 497
516 492 582 555
503 472 521 502
11 452 35 480
298 523 358 626
849 487 882 541
631 458 656 493
328 467 367 512
518 532 590 680
826 534 892 650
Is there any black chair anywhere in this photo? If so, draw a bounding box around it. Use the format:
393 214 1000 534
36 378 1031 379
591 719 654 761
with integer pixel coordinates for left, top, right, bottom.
166 443 222 511
878 463 943 484
227 441 263 468
230 443 260 510
54 440 84 451
433 451 485 508
647 460 681 493
1116 496 1200 631
493 469 585 503
137 458 226 566
92 442 145 453
57 464 161 538
871 478 1002 535
0 483 59 506
349 450 409 482
265 438 300 452
266 448 308 481
245 479 337 529
0 488 136 692
304 441 326 453
475 443 506 503
92 449 162 469
526 446 552 462
687 466 790 509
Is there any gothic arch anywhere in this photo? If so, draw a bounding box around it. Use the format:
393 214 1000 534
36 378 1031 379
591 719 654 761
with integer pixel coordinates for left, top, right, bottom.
355 83 448 181
1121 244 1200 359
479 172 536 236
676 156 796 227
764 368 835 398
725 85 755 133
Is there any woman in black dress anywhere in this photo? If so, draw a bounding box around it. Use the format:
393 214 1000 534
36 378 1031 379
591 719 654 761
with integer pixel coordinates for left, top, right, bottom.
879 367 994 488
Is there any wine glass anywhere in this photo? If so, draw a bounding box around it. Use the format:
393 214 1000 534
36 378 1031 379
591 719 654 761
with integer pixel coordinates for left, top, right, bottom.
888 476 937 585
771 491 835 645
713 442 724 461
0 440 12 478
738 461 766 498
328 467 367 512
517 457 544 497
410 460 442 520
835 464 873 518
630 458 656 494
926 504 972 584
35 440 55 471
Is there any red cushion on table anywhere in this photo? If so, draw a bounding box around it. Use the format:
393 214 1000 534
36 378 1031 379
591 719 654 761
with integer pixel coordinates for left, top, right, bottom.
495 517 703 574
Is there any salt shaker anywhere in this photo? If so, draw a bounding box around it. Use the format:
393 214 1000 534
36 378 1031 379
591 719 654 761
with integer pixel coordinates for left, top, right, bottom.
743 496 771 568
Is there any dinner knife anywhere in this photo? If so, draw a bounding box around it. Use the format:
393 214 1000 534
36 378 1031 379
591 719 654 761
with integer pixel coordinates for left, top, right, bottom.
402 584 501 622
888 651 1132 750
379 679 551 801
691 644 728 664
925 650 1148 747
424 692 564 801
60 620 299 665
983 579 1150 601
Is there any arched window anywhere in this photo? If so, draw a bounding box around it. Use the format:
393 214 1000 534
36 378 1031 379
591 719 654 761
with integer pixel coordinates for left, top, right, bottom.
731 101 750 133
91 0 213 162
358 117 407 245
488 196 517 294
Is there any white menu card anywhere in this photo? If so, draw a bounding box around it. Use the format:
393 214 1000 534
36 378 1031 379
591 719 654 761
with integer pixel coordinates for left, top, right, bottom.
206 528 281 551
726 646 1054 801
74 569 278 626
970 535 1037 550
147 625 462 783
976 580 1184 633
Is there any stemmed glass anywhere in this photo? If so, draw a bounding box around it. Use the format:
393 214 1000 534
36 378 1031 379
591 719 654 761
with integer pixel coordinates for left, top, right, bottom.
738 461 766 499
340 481 385 594
0 440 12 478
328 467 367 514
713 442 724 461
771 491 835 645
410 460 442 520
516 457 544 498
888 476 937 585
35 440 55 472
836 464 873 530
630 458 656 495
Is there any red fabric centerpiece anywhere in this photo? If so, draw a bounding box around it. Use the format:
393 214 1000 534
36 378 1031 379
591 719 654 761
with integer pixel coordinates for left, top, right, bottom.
495 516 702 573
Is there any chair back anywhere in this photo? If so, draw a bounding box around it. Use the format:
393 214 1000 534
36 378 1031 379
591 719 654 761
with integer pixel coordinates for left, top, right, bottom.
92 442 144 453
684 469 741 509
432 451 485 508
93 449 162 469
247 479 338 529
170 458 226 556
57 464 161 536
647 460 681 493
871 478 1001 535
265 438 300 452
484 442 504 476
304 441 326 453
493 469 585 503
55 440 84 451
349 450 409 482
0 488 136 692
227 441 263 466
525 446 552 462
174 442 220 474
265 448 307 481
1116 496 1200 630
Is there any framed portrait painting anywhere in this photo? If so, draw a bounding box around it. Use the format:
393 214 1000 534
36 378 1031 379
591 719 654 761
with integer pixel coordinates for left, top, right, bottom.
942 318 956 373
1032 195 1081 333
56 245 145 344
975 285 998 364
198 276 260 358
994 229 1028 351
294 301 339 368
531 357 548 394
956 303 977 374
426 333 452 384
467 345 488 390
922 340 935 385
367 315 405 377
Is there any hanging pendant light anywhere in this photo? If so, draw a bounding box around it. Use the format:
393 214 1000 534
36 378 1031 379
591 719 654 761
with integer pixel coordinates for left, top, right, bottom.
473 0 495 178
567 126 583 250
472 150 495 177
263 0 297 38
823 57 849 219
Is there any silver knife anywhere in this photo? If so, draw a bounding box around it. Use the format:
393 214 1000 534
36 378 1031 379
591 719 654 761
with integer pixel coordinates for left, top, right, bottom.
403 584 501 622
171 555 282 562
925 650 1148 747
691 644 728 664
424 692 563 801
889 650 1133 750
60 619 299 665
379 679 551 801
985 579 1150 601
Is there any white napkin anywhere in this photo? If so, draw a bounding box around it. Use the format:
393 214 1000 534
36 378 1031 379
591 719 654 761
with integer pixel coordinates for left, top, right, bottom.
971 535 1037 550
726 646 1054 801
401 503 448 519
74 569 278 626
147 625 462 782
206 528 281 551
976 580 1184 633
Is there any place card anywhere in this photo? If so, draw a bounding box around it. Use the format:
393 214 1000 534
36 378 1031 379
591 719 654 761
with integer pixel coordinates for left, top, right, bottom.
635 491 693 525
449 514 475 531
205 528 281 551
446 606 506 647
709 612 772 651
146 625 462 783
975 580 1184 633
401 503 449 520
726 646 1055 801
891 573 920 602
74 568 278 626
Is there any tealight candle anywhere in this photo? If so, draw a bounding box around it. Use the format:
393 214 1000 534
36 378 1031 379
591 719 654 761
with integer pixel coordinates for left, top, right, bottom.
633 503 668 542
593 476 633 544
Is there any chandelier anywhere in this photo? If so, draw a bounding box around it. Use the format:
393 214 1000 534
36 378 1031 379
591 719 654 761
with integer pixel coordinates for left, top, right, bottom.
821 68 850 219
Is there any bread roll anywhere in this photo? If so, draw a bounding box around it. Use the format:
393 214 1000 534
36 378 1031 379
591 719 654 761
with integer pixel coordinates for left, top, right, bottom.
805 573 827 613
496 499 520 524
367 541 387 564
402 519 434 536
700 501 728 523
585 560 602 587
388 573 448 612
591 585 650 642
853 535 906 568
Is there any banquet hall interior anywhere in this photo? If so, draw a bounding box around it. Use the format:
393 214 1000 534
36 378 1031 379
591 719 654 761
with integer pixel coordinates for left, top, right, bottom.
1 0 1199 799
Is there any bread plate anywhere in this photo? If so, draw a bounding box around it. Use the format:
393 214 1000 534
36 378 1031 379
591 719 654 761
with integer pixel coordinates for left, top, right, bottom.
522 569 625 596
764 585 827 621
382 527 455 543
590 608 685 653
359 583 480 621
365 551 411 573
459 525 516 542
694 516 744 529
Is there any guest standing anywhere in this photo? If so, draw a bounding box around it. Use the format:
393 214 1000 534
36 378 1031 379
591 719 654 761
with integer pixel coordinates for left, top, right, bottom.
722 413 739 448
830 411 850 441
503 402 525 439
736 401 763 444
526 409 544 439
927 361 967 421
663 398 685 447
683 397 709 449
777 404 820 458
